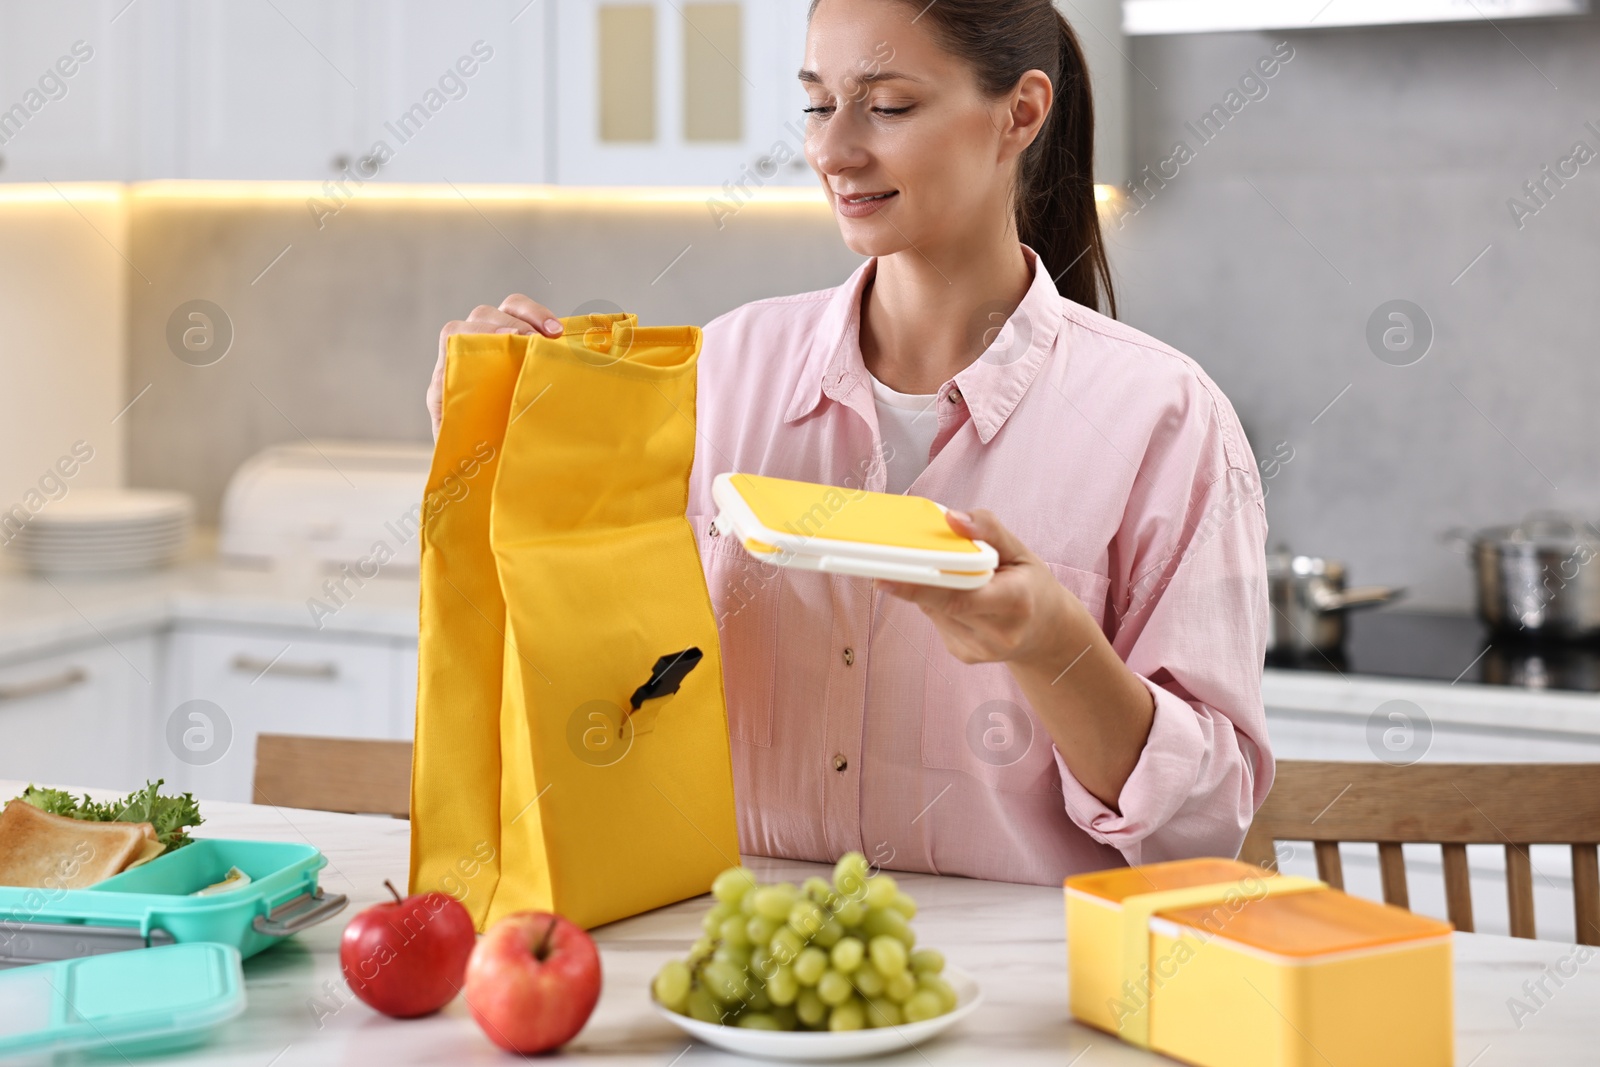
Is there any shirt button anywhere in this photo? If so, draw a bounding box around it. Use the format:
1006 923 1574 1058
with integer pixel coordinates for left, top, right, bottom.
842 647 855 666
947 387 963 404
832 754 849 772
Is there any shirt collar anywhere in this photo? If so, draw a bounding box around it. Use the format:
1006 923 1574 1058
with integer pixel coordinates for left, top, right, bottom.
782 243 1064 444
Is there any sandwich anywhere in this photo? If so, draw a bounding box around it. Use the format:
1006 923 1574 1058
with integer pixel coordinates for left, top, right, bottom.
0 799 157 889
0 780 203 890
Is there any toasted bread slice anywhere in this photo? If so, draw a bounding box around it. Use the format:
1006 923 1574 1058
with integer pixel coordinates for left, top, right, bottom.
0 799 155 889
123 826 166 869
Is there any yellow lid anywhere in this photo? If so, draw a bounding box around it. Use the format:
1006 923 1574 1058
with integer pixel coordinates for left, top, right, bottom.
1066 858 1265 903
1068 857 1453 957
1159 884 1453 957
727 473 982 555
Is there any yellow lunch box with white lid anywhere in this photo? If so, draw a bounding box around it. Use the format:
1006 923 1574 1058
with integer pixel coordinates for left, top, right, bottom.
1064 857 1454 1067
710 472 999 590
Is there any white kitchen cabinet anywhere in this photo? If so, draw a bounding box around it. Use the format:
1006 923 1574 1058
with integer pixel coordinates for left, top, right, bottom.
174 0 553 183
0 0 366 182
169 0 367 180
551 0 814 186
0 633 158 792
1 0 822 185
361 0 548 184
155 624 409 803
2 0 545 183
0 0 138 182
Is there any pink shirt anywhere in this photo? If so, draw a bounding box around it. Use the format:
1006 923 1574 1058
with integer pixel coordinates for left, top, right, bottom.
686 244 1273 886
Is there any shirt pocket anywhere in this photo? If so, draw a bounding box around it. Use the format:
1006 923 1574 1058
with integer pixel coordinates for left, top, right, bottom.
1047 560 1113 633
692 515 778 748
918 561 1112 796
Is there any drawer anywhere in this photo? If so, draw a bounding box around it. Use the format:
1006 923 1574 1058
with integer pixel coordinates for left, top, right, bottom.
0 636 159 792
157 626 401 803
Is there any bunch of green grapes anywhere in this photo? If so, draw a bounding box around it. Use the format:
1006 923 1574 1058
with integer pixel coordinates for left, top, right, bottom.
652 851 959 1031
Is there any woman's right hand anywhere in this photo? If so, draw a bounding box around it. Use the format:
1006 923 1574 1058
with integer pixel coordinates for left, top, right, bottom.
429 296 566 439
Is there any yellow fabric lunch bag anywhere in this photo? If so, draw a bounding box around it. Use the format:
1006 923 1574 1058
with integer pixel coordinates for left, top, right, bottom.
411 314 740 931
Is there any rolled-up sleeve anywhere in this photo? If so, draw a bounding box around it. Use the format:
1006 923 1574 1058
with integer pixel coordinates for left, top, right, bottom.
1053 415 1274 867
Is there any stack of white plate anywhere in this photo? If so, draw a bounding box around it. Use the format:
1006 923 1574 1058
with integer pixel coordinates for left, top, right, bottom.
7 489 194 576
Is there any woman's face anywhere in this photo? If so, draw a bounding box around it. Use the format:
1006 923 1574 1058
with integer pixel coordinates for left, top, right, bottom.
801 0 1049 261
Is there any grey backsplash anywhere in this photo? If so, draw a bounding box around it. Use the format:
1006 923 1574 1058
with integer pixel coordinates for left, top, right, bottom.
125 196 864 527
127 17 1600 611
1115 18 1600 611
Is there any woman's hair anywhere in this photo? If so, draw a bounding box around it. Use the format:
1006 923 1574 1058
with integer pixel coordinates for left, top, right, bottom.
807 0 1116 317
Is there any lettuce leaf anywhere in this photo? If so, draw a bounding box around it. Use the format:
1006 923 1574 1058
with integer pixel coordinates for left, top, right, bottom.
15 779 203 850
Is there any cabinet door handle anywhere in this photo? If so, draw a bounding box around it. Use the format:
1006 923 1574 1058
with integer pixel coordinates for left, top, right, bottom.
0 667 89 703
231 655 339 681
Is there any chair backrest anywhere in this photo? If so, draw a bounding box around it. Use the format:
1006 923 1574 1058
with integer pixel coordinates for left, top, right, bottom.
1240 760 1600 945
252 734 413 818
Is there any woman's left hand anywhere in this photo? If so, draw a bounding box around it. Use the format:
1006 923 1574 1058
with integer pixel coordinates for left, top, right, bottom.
875 508 1075 670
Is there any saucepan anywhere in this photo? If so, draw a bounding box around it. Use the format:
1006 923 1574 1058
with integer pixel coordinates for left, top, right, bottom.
1443 512 1600 640
1265 549 1405 658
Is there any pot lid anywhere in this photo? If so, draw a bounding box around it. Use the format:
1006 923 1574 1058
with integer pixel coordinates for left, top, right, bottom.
1471 513 1600 549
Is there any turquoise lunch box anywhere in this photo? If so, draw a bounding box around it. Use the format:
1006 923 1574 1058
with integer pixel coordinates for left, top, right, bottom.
0 838 347 966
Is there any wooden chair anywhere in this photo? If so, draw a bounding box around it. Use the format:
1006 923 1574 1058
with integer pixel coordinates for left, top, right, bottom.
1239 760 1600 946
252 734 413 818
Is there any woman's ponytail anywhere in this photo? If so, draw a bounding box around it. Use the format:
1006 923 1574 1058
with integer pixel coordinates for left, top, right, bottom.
1019 11 1116 317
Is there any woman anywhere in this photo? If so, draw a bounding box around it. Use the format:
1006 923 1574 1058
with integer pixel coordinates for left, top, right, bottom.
428 0 1271 886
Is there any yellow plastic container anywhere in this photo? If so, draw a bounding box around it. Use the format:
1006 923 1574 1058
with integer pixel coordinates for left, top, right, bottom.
710 472 998 589
1065 858 1454 1067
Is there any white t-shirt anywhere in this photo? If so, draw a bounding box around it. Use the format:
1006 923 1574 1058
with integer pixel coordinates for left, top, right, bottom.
867 371 942 495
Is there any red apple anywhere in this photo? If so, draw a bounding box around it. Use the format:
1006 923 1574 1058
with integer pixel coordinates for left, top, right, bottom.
464 911 602 1054
340 879 476 1018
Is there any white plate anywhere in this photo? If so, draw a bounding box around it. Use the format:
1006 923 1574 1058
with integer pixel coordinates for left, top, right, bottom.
13 537 186 552
16 555 182 570
13 524 189 541
652 964 981 1062
13 539 187 556
22 562 175 575
24 489 192 525
13 537 185 553
14 550 184 574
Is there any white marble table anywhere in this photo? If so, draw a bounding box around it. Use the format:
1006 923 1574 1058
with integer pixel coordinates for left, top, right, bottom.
7 788 1599 1066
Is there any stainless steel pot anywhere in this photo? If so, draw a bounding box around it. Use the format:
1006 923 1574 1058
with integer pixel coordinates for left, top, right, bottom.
1266 550 1405 658
1445 512 1600 640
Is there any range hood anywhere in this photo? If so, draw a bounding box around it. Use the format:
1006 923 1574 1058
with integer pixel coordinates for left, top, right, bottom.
1124 0 1590 34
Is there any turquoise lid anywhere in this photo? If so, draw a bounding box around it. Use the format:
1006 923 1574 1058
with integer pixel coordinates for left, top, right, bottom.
0 942 245 1058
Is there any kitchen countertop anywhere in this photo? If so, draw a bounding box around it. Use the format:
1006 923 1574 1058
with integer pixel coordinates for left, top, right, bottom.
1263 607 1600 730
4 783 1596 1065
0 547 419 664
1262 666 1600 733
